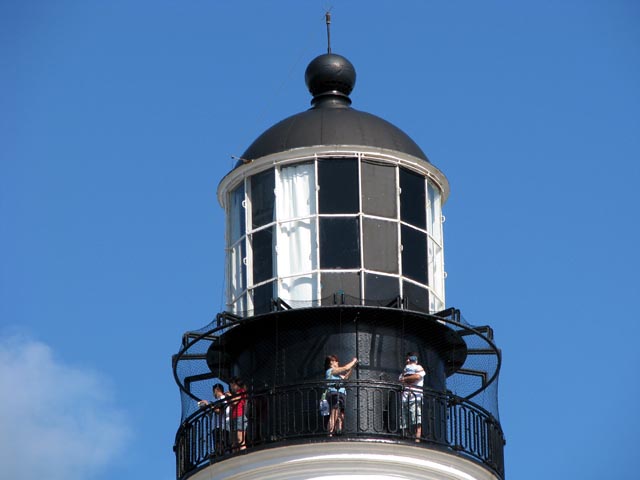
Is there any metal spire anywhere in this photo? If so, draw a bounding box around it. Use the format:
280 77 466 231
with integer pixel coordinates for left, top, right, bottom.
325 11 332 54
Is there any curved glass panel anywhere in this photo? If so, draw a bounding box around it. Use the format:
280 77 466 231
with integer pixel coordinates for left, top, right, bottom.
252 280 275 315
428 238 444 299
320 272 361 305
277 219 317 278
401 224 427 284
403 280 429 313
280 274 318 306
364 273 400 306
400 168 426 229
229 239 246 302
277 163 316 220
319 217 360 269
251 227 275 284
429 294 444 314
318 158 359 214
229 183 246 243
361 160 397 218
232 294 247 315
427 182 442 242
251 169 275 229
363 218 398 273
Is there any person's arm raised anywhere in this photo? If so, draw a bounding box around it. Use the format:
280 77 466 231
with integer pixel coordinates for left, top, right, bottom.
331 357 358 376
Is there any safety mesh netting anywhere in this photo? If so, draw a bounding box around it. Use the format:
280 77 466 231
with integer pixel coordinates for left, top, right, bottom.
173 296 501 423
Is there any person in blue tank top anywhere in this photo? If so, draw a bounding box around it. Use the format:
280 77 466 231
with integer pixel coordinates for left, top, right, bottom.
324 355 358 436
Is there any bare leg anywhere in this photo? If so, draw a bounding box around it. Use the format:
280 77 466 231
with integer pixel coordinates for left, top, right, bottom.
237 430 246 450
328 407 339 434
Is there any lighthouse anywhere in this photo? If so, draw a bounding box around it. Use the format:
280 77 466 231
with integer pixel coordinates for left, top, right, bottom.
172 42 505 480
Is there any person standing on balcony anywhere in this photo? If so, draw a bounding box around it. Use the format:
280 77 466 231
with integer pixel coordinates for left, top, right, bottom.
399 352 425 441
324 355 358 436
212 383 231 454
228 377 247 451
197 383 231 455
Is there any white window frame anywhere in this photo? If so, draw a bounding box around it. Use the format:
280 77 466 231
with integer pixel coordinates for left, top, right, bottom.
225 152 446 314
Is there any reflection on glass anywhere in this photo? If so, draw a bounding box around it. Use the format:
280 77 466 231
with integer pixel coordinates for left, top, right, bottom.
252 281 275 315
229 184 245 243
320 217 360 269
428 238 444 299
231 294 246 316
363 218 398 273
320 272 361 305
230 240 246 301
251 169 275 228
403 281 429 313
251 227 274 284
364 273 400 306
361 160 397 218
430 295 444 314
427 182 442 241
401 225 428 284
318 158 359 214
400 168 426 229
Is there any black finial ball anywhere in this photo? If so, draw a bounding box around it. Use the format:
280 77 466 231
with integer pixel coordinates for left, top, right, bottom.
305 53 356 98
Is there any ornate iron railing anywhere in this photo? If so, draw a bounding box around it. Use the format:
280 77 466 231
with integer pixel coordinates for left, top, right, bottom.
174 380 504 480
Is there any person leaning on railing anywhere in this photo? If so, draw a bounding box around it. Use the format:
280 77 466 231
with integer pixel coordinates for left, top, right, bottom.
197 383 231 455
324 355 358 436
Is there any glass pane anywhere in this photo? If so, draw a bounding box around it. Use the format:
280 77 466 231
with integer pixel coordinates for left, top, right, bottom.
401 225 427 284
252 281 275 315
361 160 396 218
229 239 246 301
231 294 247 316
251 227 274 284
319 217 360 269
427 182 442 242
279 274 319 306
403 281 429 313
430 295 444 314
364 273 400 306
251 169 275 228
321 272 361 305
318 158 359 214
277 163 316 220
363 218 398 273
229 183 245 243
277 219 317 277
428 238 444 297
400 168 426 229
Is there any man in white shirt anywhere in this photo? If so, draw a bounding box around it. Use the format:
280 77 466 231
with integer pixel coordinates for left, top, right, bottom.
399 352 425 440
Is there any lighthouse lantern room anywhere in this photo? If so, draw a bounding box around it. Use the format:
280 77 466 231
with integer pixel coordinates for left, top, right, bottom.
172 39 504 480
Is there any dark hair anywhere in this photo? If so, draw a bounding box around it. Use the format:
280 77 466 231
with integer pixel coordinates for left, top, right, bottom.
212 383 224 393
406 352 418 362
324 355 338 370
229 377 245 389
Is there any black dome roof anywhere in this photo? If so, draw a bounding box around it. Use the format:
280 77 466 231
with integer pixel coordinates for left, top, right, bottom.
240 53 428 164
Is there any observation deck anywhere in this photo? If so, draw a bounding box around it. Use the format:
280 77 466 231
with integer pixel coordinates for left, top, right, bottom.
172 305 505 480
174 381 504 480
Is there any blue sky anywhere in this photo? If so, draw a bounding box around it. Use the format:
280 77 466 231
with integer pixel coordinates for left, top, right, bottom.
1 1 639 479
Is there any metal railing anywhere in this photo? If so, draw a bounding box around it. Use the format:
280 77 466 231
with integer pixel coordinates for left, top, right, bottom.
174 380 504 480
